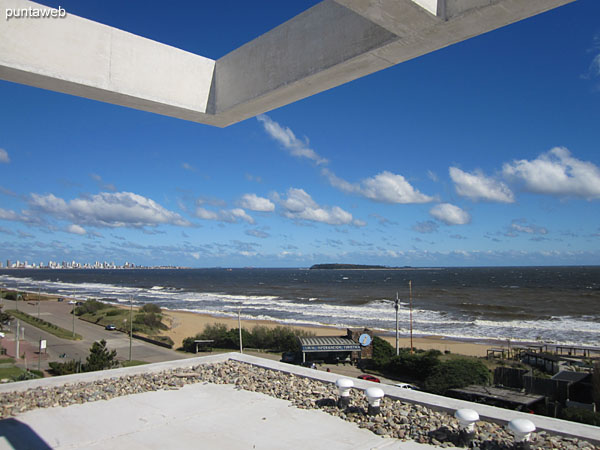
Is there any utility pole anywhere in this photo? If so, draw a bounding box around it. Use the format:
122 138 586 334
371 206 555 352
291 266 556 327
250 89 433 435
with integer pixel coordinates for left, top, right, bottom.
72 304 75 337
129 296 133 361
15 320 20 360
238 307 243 354
409 280 413 354
395 292 400 356
37 287 40 318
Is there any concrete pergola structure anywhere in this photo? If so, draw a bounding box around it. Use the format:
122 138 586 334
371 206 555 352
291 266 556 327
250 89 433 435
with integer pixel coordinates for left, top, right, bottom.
0 0 575 127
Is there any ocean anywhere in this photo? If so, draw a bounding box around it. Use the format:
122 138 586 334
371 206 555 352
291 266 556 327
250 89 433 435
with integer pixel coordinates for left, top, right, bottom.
1 266 599 347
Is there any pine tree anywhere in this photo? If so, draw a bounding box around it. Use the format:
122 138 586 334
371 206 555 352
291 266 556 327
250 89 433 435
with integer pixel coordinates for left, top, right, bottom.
84 339 117 372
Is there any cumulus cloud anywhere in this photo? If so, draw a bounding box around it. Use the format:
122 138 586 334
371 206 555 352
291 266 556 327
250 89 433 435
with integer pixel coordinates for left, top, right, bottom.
275 188 360 226
449 167 514 203
257 115 328 165
239 193 275 212
28 191 190 228
196 207 254 224
67 224 87 235
429 203 471 225
0 149 10 164
502 147 600 199
322 168 434 204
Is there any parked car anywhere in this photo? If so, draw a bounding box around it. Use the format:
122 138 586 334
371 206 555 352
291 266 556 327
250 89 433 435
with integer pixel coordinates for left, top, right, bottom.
281 352 298 363
357 374 380 383
105 324 116 331
394 383 419 390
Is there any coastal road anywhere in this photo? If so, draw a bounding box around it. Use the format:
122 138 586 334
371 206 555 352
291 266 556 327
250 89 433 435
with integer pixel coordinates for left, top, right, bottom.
1 298 189 369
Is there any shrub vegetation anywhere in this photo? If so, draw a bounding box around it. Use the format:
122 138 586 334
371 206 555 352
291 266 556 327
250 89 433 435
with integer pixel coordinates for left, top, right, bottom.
370 337 490 394
182 323 314 353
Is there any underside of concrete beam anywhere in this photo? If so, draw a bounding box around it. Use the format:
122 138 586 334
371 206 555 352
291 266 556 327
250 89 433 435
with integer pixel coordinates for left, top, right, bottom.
0 0 576 127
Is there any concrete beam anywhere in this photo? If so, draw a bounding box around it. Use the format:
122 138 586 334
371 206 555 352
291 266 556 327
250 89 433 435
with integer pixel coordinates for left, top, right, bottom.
0 0 217 123
0 0 576 127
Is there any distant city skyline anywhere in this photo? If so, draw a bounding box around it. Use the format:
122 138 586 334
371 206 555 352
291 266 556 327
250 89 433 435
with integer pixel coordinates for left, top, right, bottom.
1 0 599 267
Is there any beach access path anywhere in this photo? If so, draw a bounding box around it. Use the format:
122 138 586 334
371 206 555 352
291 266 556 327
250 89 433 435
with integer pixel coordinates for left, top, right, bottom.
0 299 188 370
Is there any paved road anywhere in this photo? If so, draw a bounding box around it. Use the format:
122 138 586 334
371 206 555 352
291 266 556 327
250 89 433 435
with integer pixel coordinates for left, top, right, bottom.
1 299 189 369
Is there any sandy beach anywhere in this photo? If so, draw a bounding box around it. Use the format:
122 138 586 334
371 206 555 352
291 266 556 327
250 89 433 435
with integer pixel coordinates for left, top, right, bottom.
5 292 492 356
160 309 491 357
3 288 494 357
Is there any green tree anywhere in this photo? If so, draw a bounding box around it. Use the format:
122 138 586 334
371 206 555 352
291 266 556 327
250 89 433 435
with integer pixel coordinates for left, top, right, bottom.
48 360 80 375
372 336 395 366
423 358 490 395
83 339 118 372
0 305 11 330
74 299 109 316
141 303 161 314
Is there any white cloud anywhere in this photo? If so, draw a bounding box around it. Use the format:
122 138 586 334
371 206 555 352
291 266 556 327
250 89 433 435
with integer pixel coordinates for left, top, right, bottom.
195 207 218 221
182 162 196 172
429 203 471 225
195 207 254 224
67 224 86 235
276 188 356 225
28 191 190 228
257 115 328 165
449 167 514 203
413 220 439 234
591 54 600 77
90 173 116 192
322 168 434 204
505 219 548 237
502 147 600 199
0 207 20 221
246 228 270 239
427 170 438 182
0 149 9 164
239 193 275 212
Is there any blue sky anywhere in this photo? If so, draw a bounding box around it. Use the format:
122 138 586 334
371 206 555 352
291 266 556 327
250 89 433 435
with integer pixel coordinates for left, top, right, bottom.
1 0 599 268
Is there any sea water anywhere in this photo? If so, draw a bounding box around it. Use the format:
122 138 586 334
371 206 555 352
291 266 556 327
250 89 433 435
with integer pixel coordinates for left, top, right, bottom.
1 266 598 347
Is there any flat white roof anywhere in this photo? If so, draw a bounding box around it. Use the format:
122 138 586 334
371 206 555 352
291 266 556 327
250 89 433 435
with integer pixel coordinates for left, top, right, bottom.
1 382 434 450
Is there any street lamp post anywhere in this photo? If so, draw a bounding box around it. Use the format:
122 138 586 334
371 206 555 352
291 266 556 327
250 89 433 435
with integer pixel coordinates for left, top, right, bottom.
15 319 20 360
409 280 413 355
238 306 243 354
394 292 399 356
129 296 133 361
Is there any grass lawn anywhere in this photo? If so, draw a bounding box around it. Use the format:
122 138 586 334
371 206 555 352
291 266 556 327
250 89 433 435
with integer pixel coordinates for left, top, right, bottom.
120 360 148 367
79 307 167 336
0 366 25 379
8 310 82 340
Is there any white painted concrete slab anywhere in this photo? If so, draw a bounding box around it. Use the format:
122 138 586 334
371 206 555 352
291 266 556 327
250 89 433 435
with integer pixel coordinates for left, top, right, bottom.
0 383 436 450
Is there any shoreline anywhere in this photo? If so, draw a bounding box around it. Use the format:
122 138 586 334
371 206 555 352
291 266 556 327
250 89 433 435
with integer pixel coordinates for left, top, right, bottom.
158 308 495 357
3 287 578 358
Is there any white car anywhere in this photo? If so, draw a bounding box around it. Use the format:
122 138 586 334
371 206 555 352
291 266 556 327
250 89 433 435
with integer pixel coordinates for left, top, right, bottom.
394 383 419 390
68 300 76 305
